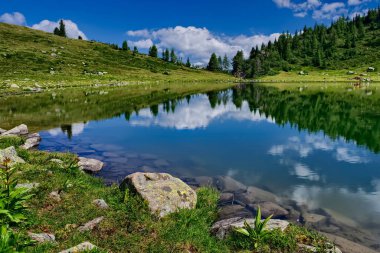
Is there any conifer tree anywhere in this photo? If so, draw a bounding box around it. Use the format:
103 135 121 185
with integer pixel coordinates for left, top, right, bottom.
186 57 191 68
217 56 223 71
222 54 230 71
149 45 158 57
232 51 244 77
207 53 219 72
170 49 177 63
122 41 130 51
58 20 67 37
133 46 138 55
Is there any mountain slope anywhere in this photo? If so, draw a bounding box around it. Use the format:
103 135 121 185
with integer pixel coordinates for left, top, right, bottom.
0 22 232 89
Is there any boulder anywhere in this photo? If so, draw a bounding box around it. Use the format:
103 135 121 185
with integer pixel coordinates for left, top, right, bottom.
78 216 104 232
0 128 6 134
0 146 25 165
78 157 104 172
28 232 55 243
211 217 289 240
248 202 289 218
214 176 247 193
236 186 278 204
219 192 234 203
121 172 197 217
301 212 327 226
49 191 61 202
92 199 109 209
21 133 41 150
59 242 97 253
321 233 378 253
2 124 28 136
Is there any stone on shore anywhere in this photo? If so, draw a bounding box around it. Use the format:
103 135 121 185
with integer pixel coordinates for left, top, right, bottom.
321 233 378 253
78 216 104 232
211 217 289 240
59 242 97 253
237 186 278 204
92 199 109 209
15 182 40 190
215 176 247 193
78 157 104 172
28 232 55 243
0 146 25 165
21 133 41 150
2 124 28 136
121 172 197 217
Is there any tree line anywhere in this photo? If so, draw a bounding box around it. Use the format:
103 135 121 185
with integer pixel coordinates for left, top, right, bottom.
206 7 380 77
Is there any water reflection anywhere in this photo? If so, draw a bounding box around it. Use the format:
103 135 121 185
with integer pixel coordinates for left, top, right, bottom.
33 84 380 249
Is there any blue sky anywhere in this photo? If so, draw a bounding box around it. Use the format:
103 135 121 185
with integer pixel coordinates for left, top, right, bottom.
1 0 379 64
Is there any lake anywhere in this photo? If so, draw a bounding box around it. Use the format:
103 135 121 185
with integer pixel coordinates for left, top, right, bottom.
2 83 380 250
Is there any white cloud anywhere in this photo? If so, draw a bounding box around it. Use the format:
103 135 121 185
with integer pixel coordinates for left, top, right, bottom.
0 12 26 26
292 163 320 181
32 19 87 40
127 26 280 65
273 0 322 17
128 94 274 130
348 0 371 6
335 147 369 164
312 2 348 20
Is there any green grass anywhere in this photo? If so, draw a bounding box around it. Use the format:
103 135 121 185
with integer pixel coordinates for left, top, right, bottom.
0 136 336 253
0 22 233 94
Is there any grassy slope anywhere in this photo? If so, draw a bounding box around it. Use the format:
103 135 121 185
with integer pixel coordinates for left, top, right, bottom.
0 22 233 91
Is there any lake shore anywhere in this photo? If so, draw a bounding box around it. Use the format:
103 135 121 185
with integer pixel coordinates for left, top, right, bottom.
1 125 379 252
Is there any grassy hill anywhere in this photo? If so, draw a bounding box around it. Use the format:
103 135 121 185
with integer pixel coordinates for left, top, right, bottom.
0 22 233 92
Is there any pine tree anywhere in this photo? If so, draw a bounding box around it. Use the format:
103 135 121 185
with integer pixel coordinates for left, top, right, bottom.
217 56 223 71
164 49 170 62
207 53 219 72
232 51 245 77
170 49 177 63
149 45 158 57
186 57 191 68
78 36 83 40
222 54 230 71
122 41 130 51
53 27 60 36
58 20 67 37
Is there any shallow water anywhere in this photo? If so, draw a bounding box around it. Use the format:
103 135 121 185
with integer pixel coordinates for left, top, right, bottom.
3 83 380 249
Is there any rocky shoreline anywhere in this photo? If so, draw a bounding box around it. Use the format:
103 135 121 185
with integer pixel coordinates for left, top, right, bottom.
1 124 379 253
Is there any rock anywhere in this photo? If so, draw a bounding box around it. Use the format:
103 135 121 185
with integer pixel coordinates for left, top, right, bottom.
21 133 41 150
2 124 28 136
15 182 40 190
65 224 78 230
92 199 109 209
219 205 252 220
368 67 375 72
0 128 6 134
298 243 342 253
236 186 278 204
59 242 97 253
193 176 214 187
78 157 104 172
10 84 20 89
49 191 61 202
248 202 289 218
121 172 197 217
211 217 289 240
0 146 25 165
301 212 327 226
321 233 378 253
28 232 55 243
214 176 247 193
220 192 234 203
78 216 104 232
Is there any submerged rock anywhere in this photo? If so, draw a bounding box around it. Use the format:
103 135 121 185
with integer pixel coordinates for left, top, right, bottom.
21 133 41 150
28 232 55 243
59 242 97 253
121 172 197 217
0 146 25 165
78 157 104 172
248 201 289 218
78 216 104 232
211 217 289 240
2 124 28 136
301 212 327 226
321 233 378 253
236 186 278 204
214 176 247 193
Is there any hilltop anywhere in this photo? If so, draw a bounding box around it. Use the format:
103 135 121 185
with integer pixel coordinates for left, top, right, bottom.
0 22 233 92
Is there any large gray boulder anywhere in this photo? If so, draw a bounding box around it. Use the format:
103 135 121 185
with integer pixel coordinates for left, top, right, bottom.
215 176 247 193
78 157 104 172
121 172 197 217
2 124 28 136
248 202 289 218
78 216 104 232
211 217 289 240
236 186 278 204
0 146 25 165
28 232 55 243
20 133 41 150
